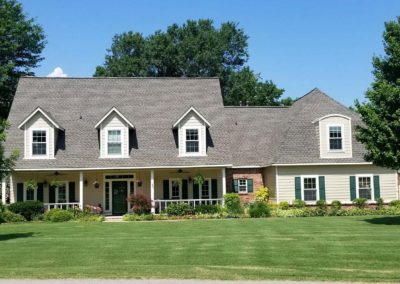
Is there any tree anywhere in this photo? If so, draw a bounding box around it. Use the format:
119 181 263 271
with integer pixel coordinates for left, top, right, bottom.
95 19 290 106
0 120 18 180
0 0 46 119
356 17 400 170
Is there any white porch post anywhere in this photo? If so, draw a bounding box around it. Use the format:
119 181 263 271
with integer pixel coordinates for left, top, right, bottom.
79 171 84 209
150 170 155 214
222 168 226 204
1 178 6 204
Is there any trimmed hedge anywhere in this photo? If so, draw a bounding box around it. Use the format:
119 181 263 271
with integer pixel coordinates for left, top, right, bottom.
44 209 74 222
8 201 44 221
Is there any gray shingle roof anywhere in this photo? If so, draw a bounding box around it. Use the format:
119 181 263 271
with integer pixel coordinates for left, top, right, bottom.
4 78 367 170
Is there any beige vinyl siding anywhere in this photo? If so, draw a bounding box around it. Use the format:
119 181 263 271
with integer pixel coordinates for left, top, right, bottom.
277 165 398 203
263 166 277 201
319 116 352 159
25 112 55 159
100 113 129 158
178 112 207 156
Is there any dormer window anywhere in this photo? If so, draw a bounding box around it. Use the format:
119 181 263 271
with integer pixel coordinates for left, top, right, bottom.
32 130 47 156
329 126 342 150
107 129 122 155
186 129 199 153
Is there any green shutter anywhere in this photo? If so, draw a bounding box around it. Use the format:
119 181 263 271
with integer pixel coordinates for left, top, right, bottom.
193 183 199 199
17 183 24 202
350 176 356 201
232 179 238 193
182 180 188 199
211 179 218 198
318 176 326 200
37 183 44 202
373 175 380 200
69 182 76 202
294 177 301 200
163 180 169 200
247 179 253 193
49 185 56 203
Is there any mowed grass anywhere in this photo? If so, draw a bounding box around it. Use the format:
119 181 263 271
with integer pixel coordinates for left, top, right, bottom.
1 216 400 281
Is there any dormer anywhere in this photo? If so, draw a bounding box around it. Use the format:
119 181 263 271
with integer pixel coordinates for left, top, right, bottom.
18 107 64 159
313 114 352 159
95 107 134 158
173 107 210 157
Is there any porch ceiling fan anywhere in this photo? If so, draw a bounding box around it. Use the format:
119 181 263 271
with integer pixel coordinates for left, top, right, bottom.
45 171 68 176
170 168 190 174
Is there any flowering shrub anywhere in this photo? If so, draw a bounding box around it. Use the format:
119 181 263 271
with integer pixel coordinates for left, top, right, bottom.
255 187 269 203
128 191 151 214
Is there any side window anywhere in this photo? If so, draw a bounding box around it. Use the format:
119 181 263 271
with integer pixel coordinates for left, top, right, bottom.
329 126 343 150
357 176 372 200
302 177 317 201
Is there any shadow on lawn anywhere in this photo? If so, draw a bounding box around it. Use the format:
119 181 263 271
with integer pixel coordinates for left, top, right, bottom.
0 232 35 241
364 216 400 225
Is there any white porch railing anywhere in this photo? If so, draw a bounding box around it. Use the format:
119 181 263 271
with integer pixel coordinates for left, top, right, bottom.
44 203 80 211
154 198 223 213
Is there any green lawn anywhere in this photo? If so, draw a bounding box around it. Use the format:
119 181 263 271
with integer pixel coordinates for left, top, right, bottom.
0 216 400 281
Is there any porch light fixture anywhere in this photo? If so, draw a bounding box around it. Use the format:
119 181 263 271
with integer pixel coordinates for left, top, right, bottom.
188 177 192 183
93 180 100 189
84 179 88 186
137 179 143 187
43 180 48 186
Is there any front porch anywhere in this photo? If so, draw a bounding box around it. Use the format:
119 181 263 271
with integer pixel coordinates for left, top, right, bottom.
3 167 227 215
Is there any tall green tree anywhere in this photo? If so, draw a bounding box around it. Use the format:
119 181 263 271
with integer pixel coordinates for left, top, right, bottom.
0 0 46 119
0 120 18 180
95 19 290 106
356 17 400 170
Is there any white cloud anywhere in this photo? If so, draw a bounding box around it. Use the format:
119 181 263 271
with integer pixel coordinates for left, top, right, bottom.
47 67 67 77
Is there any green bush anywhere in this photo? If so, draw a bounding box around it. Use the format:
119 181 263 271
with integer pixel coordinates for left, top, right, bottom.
2 210 26 222
0 201 6 213
353 198 368 209
8 201 44 221
165 203 194 216
255 186 269 202
77 214 105 222
123 213 155 221
389 200 400 208
194 204 221 215
224 193 243 215
248 202 271 218
316 200 327 210
376 197 384 209
292 199 306 208
44 209 74 222
331 200 342 210
278 201 289 210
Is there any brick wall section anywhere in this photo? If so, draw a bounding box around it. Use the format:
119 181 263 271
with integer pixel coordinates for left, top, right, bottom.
225 168 265 203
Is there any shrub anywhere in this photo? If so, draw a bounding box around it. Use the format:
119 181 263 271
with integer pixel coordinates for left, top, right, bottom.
255 186 269 203
224 193 243 215
2 210 26 222
127 191 151 214
292 199 306 208
376 197 384 209
278 201 289 210
316 200 327 210
248 202 271 218
194 204 221 215
123 213 154 221
331 200 342 210
389 200 400 208
77 214 105 222
44 209 74 222
165 203 194 216
353 198 368 209
8 201 44 221
0 201 6 213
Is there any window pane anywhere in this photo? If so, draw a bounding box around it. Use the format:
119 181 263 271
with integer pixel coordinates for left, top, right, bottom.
358 177 372 199
303 178 317 201
186 141 199 152
32 143 47 155
303 178 316 189
107 130 122 155
32 130 47 155
202 180 209 198
186 129 198 141
171 181 180 199
105 182 110 210
26 189 34 201
238 179 247 193
329 126 343 150
58 184 66 203
108 130 121 142
304 190 317 201
108 143 122 155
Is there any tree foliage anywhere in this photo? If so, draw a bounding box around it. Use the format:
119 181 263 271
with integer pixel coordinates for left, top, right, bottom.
356 17 400 170
95 19 290 106
0 120 19 179
0 0 46 119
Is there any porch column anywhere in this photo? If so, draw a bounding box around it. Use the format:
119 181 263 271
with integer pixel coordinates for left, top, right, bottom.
79 171 84 209
9 174 14 203
222 168 226 203
150 170 155 214
1 178 6 204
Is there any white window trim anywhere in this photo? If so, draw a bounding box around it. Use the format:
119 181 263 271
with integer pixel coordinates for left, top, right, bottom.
326 123 345 152
301 175 319 204
104 127 125 158
238 179 248 194
181 126 205 157
30 128 50 159
23 183 37 201
201 178 212 199
169 178 182 199
355 174 374 201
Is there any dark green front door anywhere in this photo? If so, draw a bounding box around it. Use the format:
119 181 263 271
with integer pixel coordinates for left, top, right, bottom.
112 181 128 215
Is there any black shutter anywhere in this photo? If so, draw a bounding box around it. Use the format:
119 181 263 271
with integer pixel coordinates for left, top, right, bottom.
295 177 301 200
163 180 169 200
37 183 44 202
211 179 218 198
193 183 199 199
182 180 188 199
49 185 56 203
17 183 24 202
69 182 76 202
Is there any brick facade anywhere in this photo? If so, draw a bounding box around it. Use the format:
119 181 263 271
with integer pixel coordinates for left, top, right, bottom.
226 168 265 203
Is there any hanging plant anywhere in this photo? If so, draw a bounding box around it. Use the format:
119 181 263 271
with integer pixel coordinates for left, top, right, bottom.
193 173 205 188
93 180 100 189
25 179 38 191
137 179 143 187
172 180 181 187
50 180 63 188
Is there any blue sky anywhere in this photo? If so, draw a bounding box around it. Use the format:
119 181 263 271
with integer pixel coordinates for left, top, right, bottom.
20 0 399 106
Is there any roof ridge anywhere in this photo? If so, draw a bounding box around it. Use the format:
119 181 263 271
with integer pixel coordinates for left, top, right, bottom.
224 106 289 109
20 76 220 80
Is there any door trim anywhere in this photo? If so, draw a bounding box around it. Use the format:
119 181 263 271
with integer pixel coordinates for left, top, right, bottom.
103 173 135 214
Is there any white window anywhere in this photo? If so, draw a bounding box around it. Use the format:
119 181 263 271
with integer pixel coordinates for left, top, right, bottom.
357 176 373 200
238 179 248 194
57 183 67 203
32 130 47 156
302 176 319 202
185 129 199 153
170 179 181 199
329 126 343 150
201 179 211 199
26 188 35 201
107 129 122 156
